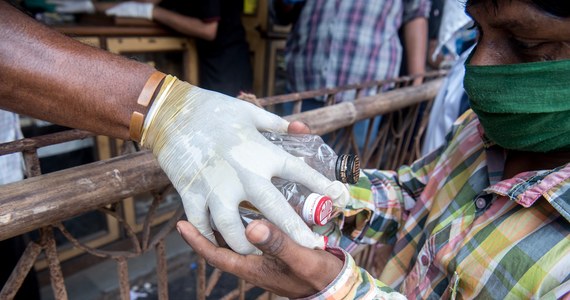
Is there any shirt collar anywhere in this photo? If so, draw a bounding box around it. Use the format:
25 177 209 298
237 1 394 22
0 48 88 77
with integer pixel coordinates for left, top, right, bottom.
484 164 570 223
475 117 570 222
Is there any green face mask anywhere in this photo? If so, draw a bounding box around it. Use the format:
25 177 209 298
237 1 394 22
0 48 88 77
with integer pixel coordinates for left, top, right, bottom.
464 58 570 152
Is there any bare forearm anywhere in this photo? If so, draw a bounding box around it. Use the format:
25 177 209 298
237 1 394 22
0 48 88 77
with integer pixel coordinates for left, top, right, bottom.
0 1 155 140
152 6 217 41
403 17 428 77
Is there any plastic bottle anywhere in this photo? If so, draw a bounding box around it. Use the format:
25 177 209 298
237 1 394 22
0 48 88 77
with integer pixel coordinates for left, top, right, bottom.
271 178 334 226
261 132 360 226
262 132 360 184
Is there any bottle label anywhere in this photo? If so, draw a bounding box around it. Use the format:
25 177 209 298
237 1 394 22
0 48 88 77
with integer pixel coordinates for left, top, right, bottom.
302 193 333 226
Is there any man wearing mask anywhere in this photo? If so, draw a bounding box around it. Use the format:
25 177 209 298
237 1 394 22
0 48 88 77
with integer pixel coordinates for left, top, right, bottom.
178 0 570 298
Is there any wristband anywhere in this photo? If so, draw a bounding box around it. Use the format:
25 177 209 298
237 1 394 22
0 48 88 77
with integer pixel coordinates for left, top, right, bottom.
139 74 178 147
129 71 166 142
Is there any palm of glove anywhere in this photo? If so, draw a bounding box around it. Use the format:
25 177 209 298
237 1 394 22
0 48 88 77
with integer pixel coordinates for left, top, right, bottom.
143 81 347 254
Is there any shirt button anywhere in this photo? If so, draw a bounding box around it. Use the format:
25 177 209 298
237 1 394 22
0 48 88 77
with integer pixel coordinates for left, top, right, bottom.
421 255 429 266
475 197 487 210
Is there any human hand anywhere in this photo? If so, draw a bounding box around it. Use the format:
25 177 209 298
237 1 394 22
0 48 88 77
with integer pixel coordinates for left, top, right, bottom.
105 1 153 20
177 219 343 298
140 77 349 254
48 0 95 14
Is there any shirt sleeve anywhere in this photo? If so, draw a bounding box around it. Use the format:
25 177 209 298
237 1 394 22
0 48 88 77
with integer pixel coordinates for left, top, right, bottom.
402 0 431 24
198 0 221 22
296 247 407 300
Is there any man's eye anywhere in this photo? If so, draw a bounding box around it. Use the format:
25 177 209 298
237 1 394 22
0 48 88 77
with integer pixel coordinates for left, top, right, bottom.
510 37 543 50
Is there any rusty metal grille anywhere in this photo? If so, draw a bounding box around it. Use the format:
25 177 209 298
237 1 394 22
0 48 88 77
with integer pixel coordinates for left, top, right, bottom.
0 71 446 300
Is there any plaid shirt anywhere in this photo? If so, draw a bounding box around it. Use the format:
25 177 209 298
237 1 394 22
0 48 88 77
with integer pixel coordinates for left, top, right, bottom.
284 0 431 102
0 110 23 185
314 111 570 299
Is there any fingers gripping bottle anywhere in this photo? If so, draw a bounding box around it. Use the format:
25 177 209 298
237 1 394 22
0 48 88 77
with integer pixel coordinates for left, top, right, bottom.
263 132 360 226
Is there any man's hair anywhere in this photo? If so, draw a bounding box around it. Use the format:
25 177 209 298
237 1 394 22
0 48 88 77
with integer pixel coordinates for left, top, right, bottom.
466 0 570 18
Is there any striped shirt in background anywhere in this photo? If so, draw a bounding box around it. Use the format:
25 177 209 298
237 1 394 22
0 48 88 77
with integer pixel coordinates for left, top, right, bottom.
313 110 570 299
284 0 431 103
0 110 24 185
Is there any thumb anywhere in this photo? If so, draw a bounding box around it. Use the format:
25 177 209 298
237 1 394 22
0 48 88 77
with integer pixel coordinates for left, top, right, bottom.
246 220 325 258
246 220 295 257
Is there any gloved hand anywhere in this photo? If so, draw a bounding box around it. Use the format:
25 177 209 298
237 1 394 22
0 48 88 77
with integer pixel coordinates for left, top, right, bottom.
105 1 153 20
140 76 349 255
48 0 95 14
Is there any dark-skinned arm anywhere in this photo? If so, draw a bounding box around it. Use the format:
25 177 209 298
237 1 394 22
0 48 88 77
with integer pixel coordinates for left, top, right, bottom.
402 17 428 85
152 7 218 41
0 1 154 140
93 1 218 41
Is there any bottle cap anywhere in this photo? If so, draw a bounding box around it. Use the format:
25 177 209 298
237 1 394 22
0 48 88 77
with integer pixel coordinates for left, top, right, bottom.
301 193 334 226
335 154 360 184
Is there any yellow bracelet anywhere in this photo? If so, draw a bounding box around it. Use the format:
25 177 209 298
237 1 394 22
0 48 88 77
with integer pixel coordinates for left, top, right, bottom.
129 71 167 142
139 75 178 147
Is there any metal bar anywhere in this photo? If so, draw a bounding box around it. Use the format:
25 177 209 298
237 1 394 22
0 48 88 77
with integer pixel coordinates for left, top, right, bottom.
0 129 93 156
257 70 446 106
238 279 246 300
0 241 43 299
197 257 206 300
205 268 223 296
42 227 69 300
117 257 130 300
155 240 169 300
220 283 254 300
22 149 41 178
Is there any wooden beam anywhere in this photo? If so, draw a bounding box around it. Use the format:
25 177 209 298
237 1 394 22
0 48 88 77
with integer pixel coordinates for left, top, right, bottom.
285 78 443 135
0 151 170 241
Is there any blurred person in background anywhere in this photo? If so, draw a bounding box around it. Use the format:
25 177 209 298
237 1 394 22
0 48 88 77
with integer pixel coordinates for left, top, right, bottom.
422 0 475 155
51 0 253 97
271 0 430 149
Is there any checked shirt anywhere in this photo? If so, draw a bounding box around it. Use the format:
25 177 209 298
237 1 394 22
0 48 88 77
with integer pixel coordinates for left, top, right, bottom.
284 0 431 103
312 110 570 299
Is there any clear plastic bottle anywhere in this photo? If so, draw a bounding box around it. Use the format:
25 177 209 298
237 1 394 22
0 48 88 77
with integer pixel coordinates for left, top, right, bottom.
271 178 334 226
261 132 360 226
262 132 360 184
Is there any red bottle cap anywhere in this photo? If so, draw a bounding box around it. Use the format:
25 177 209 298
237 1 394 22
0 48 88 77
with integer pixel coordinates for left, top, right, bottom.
302 193 334 226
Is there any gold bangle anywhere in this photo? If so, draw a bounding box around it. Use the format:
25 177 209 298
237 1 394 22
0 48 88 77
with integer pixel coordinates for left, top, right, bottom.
139 75 177 147
129 71 166 142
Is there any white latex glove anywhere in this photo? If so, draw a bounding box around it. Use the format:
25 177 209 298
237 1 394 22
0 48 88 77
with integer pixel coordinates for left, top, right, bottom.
105 1 153 20
48 0 95 14
140 77 349 255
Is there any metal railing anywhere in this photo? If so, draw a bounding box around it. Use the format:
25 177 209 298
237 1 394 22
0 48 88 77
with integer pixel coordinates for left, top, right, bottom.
0 70 446 299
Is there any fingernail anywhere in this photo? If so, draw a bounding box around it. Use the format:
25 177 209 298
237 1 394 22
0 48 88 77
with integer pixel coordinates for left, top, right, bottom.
176 223 182 235
247 222 270 244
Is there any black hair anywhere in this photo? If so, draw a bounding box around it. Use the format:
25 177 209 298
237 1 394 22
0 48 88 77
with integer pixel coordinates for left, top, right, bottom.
531 0 570 17
466 0 570 18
